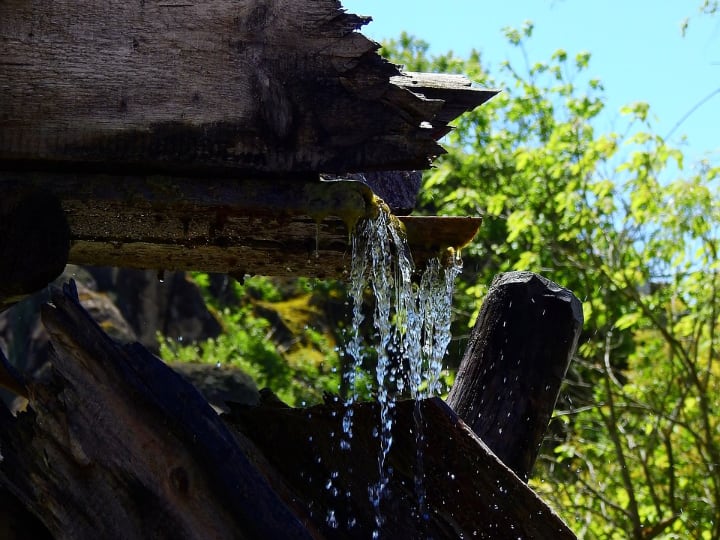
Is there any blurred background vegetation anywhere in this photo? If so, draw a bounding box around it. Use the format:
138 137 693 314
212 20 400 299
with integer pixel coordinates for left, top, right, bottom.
152 19 720 540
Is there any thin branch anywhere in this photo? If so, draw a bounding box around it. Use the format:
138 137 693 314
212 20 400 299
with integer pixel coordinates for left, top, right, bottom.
664 87 720 142
599 331 643 539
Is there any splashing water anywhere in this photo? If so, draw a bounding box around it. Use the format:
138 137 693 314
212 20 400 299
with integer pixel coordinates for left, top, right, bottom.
342 203 463 535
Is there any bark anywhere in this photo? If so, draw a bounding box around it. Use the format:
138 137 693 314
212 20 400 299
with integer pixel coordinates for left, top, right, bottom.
446 271 584 481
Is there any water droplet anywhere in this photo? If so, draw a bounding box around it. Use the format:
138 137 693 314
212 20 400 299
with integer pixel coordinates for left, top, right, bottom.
326 509 338 528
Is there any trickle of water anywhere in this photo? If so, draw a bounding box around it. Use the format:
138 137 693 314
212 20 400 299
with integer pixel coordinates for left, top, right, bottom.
342 203 463 533
314 221 321 259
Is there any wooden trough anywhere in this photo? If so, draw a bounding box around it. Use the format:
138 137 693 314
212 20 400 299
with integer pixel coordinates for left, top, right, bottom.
0 0 582 538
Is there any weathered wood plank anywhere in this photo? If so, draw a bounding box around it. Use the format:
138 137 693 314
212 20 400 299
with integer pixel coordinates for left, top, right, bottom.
0 0 488 174
392 72 499 138
446 271 584 481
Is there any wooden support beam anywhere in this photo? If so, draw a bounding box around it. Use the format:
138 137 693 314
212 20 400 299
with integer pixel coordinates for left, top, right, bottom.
446 271 584 481
0 174 481 305
0 0 494 175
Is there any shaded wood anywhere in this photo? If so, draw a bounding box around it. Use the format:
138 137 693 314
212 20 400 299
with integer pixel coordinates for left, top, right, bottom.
0 192 70 310
0 0 491 174
0 283 575 538
0 174 481 302
0 282 313 539
322 170 424 215
446 271 584 481
229 395 577 539
0 483 53 540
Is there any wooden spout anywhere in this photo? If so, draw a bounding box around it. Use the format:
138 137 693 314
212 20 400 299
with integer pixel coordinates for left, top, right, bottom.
398 215 482 268
0 173 482 300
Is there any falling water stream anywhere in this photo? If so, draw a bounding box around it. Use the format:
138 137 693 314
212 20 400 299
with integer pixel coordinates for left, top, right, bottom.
340 202 463 536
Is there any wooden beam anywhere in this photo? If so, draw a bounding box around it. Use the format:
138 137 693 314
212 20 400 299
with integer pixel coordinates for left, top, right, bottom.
0 174 482 304
446 271 584 481
0 282 316 539
0 0 490 174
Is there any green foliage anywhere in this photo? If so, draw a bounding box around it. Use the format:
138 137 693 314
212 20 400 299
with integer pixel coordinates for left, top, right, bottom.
382 29 720 539
159 275 342 406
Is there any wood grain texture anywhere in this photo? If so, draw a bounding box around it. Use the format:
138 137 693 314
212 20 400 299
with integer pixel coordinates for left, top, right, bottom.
447 271 584 481
0 174 481 288
0 282 314 539
0 0 490 174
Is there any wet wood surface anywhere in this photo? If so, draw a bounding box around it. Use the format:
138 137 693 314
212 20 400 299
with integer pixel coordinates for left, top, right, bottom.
0 283 576 539
447 271 584 481
230 395 577 539
0 174 482 306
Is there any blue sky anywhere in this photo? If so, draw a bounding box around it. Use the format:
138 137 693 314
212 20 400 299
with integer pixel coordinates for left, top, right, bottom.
343 0 719 166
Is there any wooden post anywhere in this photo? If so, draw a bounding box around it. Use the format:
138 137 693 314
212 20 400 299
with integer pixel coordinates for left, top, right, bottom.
446 271 583 481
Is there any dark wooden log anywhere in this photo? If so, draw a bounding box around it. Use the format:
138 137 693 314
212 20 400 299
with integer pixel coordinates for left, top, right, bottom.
446 271 583 481
0 282 313 539
0 0 494 175
0 192 70 311
0 281 576 538
0 174 482 303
